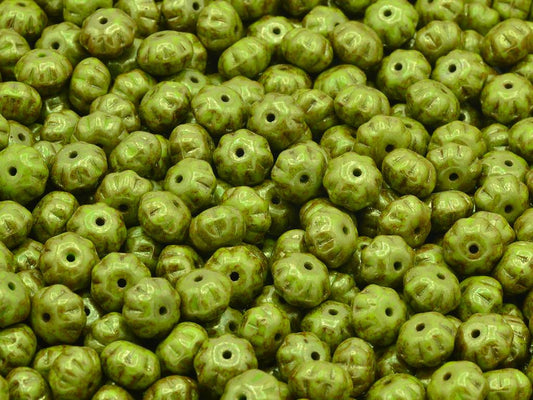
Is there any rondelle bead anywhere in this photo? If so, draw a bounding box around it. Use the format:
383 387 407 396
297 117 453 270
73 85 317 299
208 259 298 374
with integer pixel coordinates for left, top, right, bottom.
0 0 47 42
143 376 199 400
221 369 286 400
427 361 487 400
218 37 271 79
69 57 111 114
288 361 353 400
116 0 160 37
314 65 366 99
196 1 244 52
281 28 333 74
332 21 383 70
0 82 41 125
35 22 88 67
0 201 32 250
335 84 390 128
5 366 51 400
0 272 30 328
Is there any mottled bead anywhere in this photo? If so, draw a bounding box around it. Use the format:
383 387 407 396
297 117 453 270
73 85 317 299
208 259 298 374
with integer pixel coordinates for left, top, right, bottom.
72 112 128 156
428 190 474 234
281 28 333 74
288 361 353 400
481 19 531 68
116 0 160 37
367 374 425 400
196 1 243 52
222 76 265 111
0 325 37 377
111 68 157 106
161 0 207 32
204 306 243 338
457 276 503 321
69 58 111 114
219 37 271 79
35 22 87 67
0 0 47 42
137 31 193 76
415 21 463 65
485 369 532 400
30 192 78 244
0 29 30 80
302 5 348 39
333 337 376 397
509 117 533 163
259 63 313 95
248 15 295 60
0 272 30 328
427 361 487 400
41 110 78 144
0 201 32 250
332 21 383 70
500 314 530 368
143 376 199 400
314 65 366 99
5 367 51 400
0 82 41 125
221 369 285 400
91 384 133 400
155 245 203 286
335 84 390 128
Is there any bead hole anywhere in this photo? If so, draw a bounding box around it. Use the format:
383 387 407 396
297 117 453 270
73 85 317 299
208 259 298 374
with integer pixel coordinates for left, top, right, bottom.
8 167 17 176
238 396 247 400
416 323 425 331
342 226 349 234
471 329 481 338
504 160 513 167
159 306 167 315
51 42 60 50
469 244 479 254
504 83 513 89
437 273 445 280
8 282 15 291
299 174 309 183
274 333 282 341
272 27 281 35
99 17 108 24
385 307 393 316
117 278 127 288
176 175 183 183
353 168 362 177
266 113 276 122
271 196 280 205
393 261 402 271
192 1 200 10
413 227 421 234
84 307 91 316
458 113 465 121
118 204 129 212
304 262 313 270
228 321 237 331
69 151 78 159
221 94 230 102
95 217 106 226
66 254 75 262
443 372 452 381
383 8 392 16
18 133 25 141
504 205 513 213
235 148 245 157
394 63 402 71
42 313 51 322
194 275 203 282
328 308 338 315
385 144 394 152
222 350 232 359
190 76 199 83
230 271 240 281
448 64 457 73
448 172 459 181
311 351 320 360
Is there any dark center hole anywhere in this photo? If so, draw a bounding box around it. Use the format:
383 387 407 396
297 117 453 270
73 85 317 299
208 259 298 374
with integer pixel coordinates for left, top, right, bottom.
176 175 183 183
8 282 15 291
448 64 457 73
69 151 78 159
383 8 392 16
99 17 108 24
299 174 309 183
271 196 280 205
448 172 459 181
51 41 60 50
42 313 51 322
17 2 26 6
311 351 320 360
190 76 199 83
471 329 481 338
222 350 232 359
394 63 402 71
266 113 276 122
416 323 425 331
228 321 237 331
8 167 17 176
458 113 465 121
504 83 513 89
84 307 91 316
413 227 421 235
272 27 281 35
504 205 513 213
342 226 349 234
159 306 167 315
235 148 245 157
238 396 247 400
18 133 25 141
353 168 362 177
393 261 402 271
230 271 240 281
194 275 203 282
274 333 282 341
469 244 479 254
385 144 394 152
437 273 445 280
385 307 393 316
328 308 338 316
118 204 129 212
192 1 200 10
443 372 452 381
504 160 513 167
117 278 127 288
304 262 313 270
95 217 106 226
66 254 75 262
221 94 230 102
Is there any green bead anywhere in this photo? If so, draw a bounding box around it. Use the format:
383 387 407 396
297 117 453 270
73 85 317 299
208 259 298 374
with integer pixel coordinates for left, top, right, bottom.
484 369 532 400
238 303 291 362
459 2 499 35
332 21 383 70
300 301 354 351
0 242 13 273
514 209 533 241
92 384 134 400
176 269 232 322
156 322 208 375
33 140 61 169
288 361 353 400
137 31 193 76
30 284 86 344
367 374 425 400
15 49 72 96
31 345 69 381
335 84 390 128
101 340 161 391
12 239 41 273
84 311 137 354
260 64 313 96
41 110 79 144
72 112 128 156
462 29 484 54
222 369 286 400
481 19 531 68
0 29 30 80
204 306 243 338
293 89 338 136
104 37 142 78
272 252 330 308
48 346 102 400
35 22 88 67
351 284 408 347
456 313 513 371
0 324 36 375
276 332 331 381
109 131 161 179
0 82 41 124
194 334 257 396
314 65 366 99
270 228 307 265
63 0 113 26
205 245 267 308
155 245 203 286
492 241 533 295
512 54 533 84
415 21 463 65
247 92 310 152
457 276 503 321
30 191 78 244
509 117 533 163
474 174 529 223
143 376 199 400
480 150 528 184
376 344 414 378
138 191 192 244
319 125 357 159
282 0 320 16
481 73 533 125
111 68 157 106
222 76 265 111
116 0 160 38
328 271 358 305
302 5 348 39
161 0 208 32
90 94 140 133
0 201 32 249
7 121 34 147
427 361 487 400
428 190 474 234
248 15 295 60
188 205 245 254
69 57 111 114
196 1 243 52
219 37 271 79
415 0 463 27
5 367 51 400
281 28 333 74
500 314 530 368
0 0 47 42
169 123 214 165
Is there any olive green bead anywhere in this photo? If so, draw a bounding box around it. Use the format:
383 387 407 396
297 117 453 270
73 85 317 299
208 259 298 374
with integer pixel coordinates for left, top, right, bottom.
6 367 51 400
428 190 474 234
484 369 532 400
282 0 320 16
204 306 243 338
15 49 72 96
415 21 463 64
248 15 295 60
0 242 13 273
457 276 503 321
171 68 208 98
0 29 30 80
270 229 307 265
156 322 208 375
0 144 48 205
7 121 34 147
415 0 463 26
30 284 86 344
155 244 203 286
319 125 357 159
32 140 61 169
512 53 533 84
90 94 140 133
12 239 41 273
328 271 358 305
176 269 232 322
63 0 112 25
41 110 79 144
16 269 44 299
462 29 484 55
332 338 376 397
456 313 513 371
109 132 161 179
432 50 491 103
276 332 331 381
116 0 160 38
101 340 161 391
335 84 390 128
427 361 488 400
254 285 301 332
367 374 425 400
31 345 69 382
219 37 271 79
138 191 192 244
492 241 533 295
143 376 199 400
332 21 383 70
213 129 273 187
247 92 310 152
509 117 533 163
288 361 353 400
92 384 134 400
293 89 338 136
481 73 533 125
122 277 181 339
163 0 207 32
69 57 111 114
271 141 328 205
48 346 102 400
111 68 157 106
0 324 36 376
475 174 529 223
376 50 431 103
84 311 137 354
0 0 47 42
38 232 97 291
0 201 32 250
281 28 333 74
314 65 366 99
480 150 529 184
302 5 348 39
364 0 418 49
222 369 286 400
222 76 265 111
104 37 142 78
500 314 530 368
0 82 41 125
72 112 128 156
376 344 414 378
259 64 311 96
196 1 243 52
169 123 214 165
238 303 291 361
481 19 531 68
300 301 354 351
205 245 267 308
272 252 330 308
31 191 78 243
514 208 533 241
35 22 87 68
459 2 499 35
501 303 524 319
137 31 193 76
